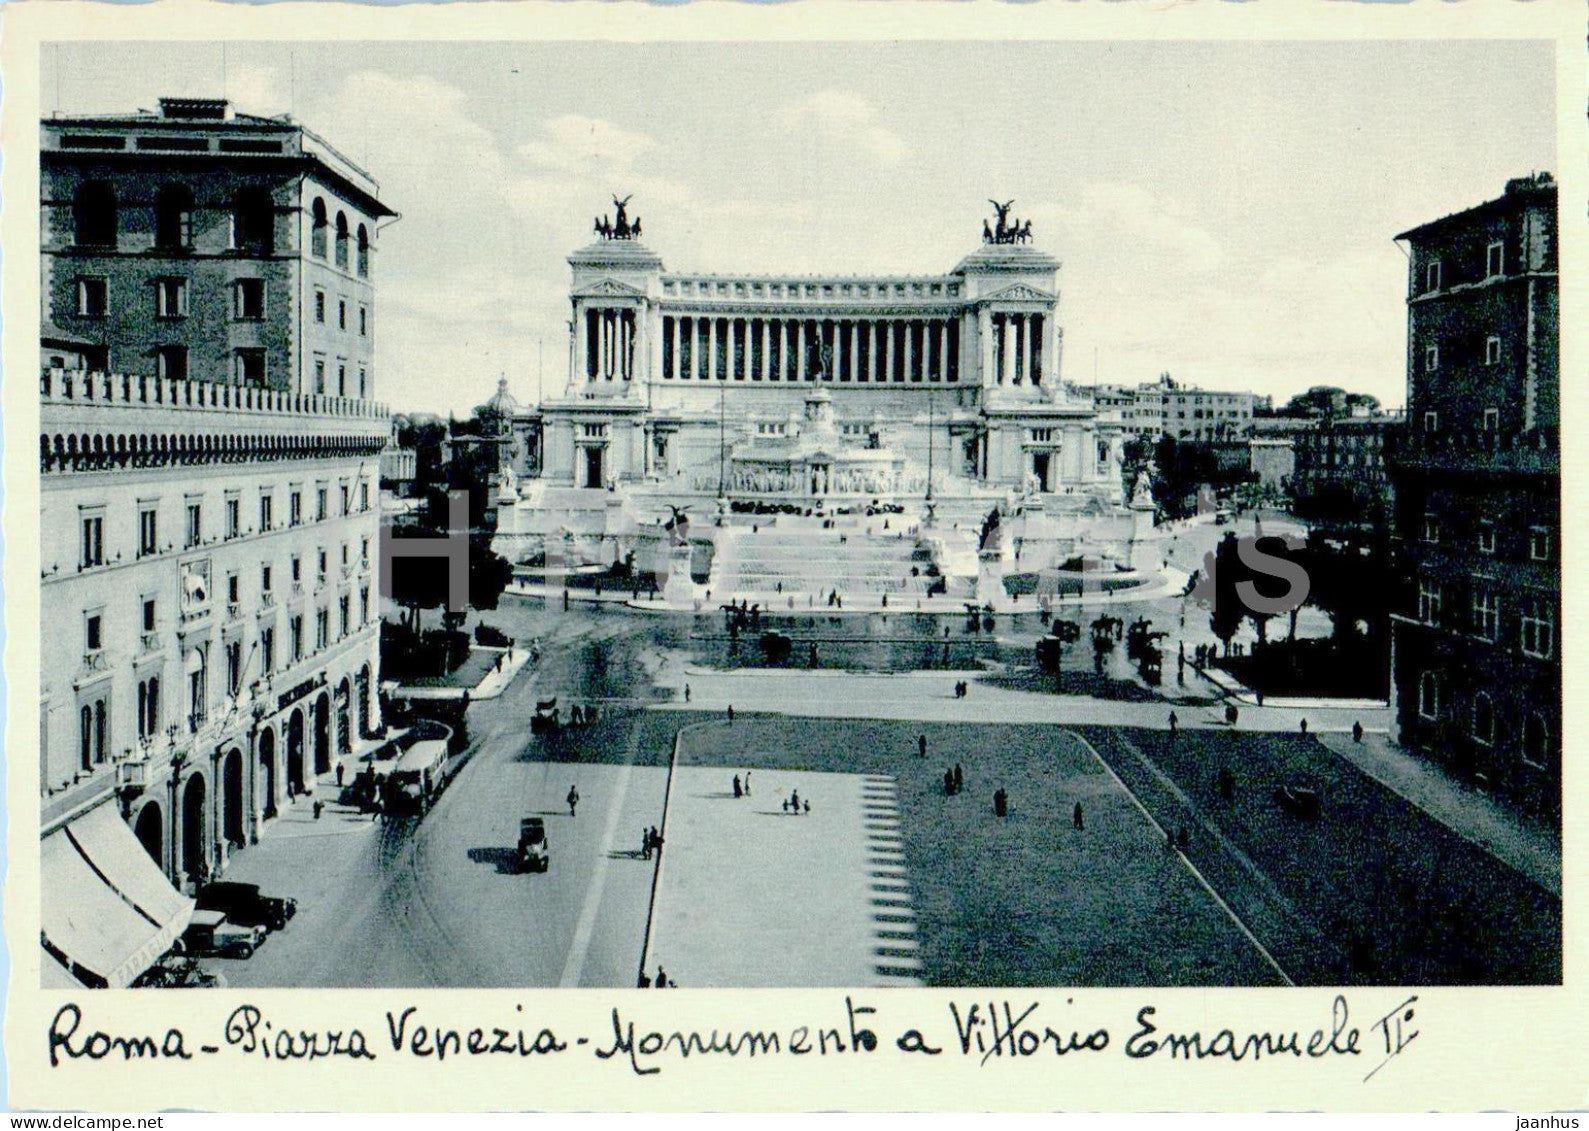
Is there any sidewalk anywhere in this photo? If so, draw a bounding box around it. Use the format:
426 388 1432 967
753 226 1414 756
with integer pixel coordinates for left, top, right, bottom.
392 644 532 702
1196 662 1388 712
1315 731 1561 896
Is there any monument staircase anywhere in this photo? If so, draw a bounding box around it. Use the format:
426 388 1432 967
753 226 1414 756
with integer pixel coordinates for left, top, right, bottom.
708 517 935 602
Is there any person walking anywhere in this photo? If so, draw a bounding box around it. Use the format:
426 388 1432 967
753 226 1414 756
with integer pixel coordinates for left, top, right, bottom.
745 771 752 796
944 769 956 797
1299 717 1309 736
791 789 801 814
727 704 735 725
918 734 928 759
642 827 652 859
684 684 692 703
1073 801 1084 831
953 764 963 793
993 787 1008 818
650 826 663 856
1352 720 1364 744
1169 710 1179 734
336 762 345 788
567 784 580 818
733 774 743 799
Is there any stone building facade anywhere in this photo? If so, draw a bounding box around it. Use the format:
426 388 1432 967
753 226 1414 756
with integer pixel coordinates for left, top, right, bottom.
1387 173 1559 814
37 97 393 986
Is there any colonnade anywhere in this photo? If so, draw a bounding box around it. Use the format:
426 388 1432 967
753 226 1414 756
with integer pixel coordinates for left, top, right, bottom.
659 315 963 384
584 308 639 380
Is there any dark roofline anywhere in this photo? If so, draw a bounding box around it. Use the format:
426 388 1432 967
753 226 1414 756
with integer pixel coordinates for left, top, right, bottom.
1395 178 1557 243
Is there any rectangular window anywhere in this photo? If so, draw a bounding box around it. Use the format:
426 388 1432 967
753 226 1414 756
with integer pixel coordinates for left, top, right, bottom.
1417 579 1443 624
227 641 242 695
1422 515 1440 544
261 627 275 675
80 512 104 567
259 493 274 531
154 277 188 318
157 345 188 381
234 279 266 319
1477 522 1496 555
340 483 350 514
185 502 202 548
227 572 240 605
236 349 266 386
339 595 350 638
142 598 157 633
1486 336 1501 365
1521 599 1554 660
317 548 327 582
1424 345 1439 373
290 615 303 662
314 356 327 395
261 563 273 595
85 611 103 653
338 299 347 331
77 277 108 318
1483 407 1499 431
1425 260 1441 292
314 289 326 324
359 483 370 512
1423 410 1439 433
316 487 328 522
360 586 370 625
337 362 347 398
1529 526 1552 562
225 496 240 539
290 490 302 527
359 306 368 336
138 506 158 557
358 367 367 398
361 536 370 565
1487 241 1504 278
316 609 329 650
1472 590 1499 641
291 555 302 582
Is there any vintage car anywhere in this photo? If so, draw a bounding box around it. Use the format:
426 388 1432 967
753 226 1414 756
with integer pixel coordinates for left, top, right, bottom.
196 881 298 932
1274 785 1323 820
531 699 560 735
179 909 265 960
518 817 550 873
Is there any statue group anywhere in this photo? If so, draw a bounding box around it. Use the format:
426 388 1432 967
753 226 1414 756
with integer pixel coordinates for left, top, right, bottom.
983 199 1034 246
595 194 643 241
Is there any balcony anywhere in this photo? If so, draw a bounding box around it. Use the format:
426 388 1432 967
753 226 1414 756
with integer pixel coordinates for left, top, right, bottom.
226 602 243 621
1387 426 1559 477
139 631 163 653
260 592 277 610
40 368 389 421
81 649 108 673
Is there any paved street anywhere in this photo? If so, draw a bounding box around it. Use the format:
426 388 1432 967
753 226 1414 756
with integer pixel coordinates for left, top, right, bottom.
197 510 1558 987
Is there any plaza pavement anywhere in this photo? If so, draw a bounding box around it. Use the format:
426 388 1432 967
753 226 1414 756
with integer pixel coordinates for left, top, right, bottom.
644 765 922 987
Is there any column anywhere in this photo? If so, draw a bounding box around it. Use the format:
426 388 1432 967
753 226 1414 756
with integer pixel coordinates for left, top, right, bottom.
671 316 682 380
830 320 841 381
848 320 859 382
938 321 950 382
797 320 808 380
1000 314 1014 385
886 320 897 382
978 306 994 387
869 322 879 382
708 317 718 380
761 319 771 381
1020 314 1032 387
904 320 915 382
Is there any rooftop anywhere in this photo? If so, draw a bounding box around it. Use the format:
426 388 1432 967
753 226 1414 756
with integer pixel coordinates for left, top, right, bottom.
1395 172 1556 243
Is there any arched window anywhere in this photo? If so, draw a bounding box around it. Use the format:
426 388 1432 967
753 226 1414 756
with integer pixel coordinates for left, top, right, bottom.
356 223 370 277
154 185 193 249
232 187 275 254
1523 712 1551 769
1417 672 1440 720
334 211 350 269
73 181 118 247
1471 693 1494 746
310 198 328 258
80 705 93 771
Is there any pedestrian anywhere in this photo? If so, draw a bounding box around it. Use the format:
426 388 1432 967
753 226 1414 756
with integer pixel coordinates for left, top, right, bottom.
655 967 668 989
684 684 692 703
803 799 811 815
313 800 323 820
336 762 345 787
638 972 652 988
727 704 735 724
642 827 652 859
745 772 752 796
918 734 927 759
567 784 580 817
651 826 663 855
563 587 570 612
954 764 963 793
944 769 955 797
1256 689 1264 707
783 798 790 813
994 787 1008 818
1299 717 1309 736
791 789 801 814
1353 720 1364 744
1169 710 1178 734
733 774 743 799
1073 801 1084 831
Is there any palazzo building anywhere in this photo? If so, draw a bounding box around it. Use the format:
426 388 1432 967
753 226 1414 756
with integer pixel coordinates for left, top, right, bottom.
37 97 392 986
496 203 1144 595
1387 172 1560 815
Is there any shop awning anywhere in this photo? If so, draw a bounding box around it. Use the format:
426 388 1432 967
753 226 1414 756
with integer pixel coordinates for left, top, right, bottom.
41 803 194 989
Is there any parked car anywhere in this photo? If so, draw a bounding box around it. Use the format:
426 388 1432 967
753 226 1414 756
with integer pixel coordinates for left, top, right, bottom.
1274 785 1322 820
196 881 298 932
179 910 265 960
136 956 227 988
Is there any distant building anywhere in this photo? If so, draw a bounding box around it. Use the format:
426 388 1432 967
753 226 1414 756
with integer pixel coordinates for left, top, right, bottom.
1078 373 1257 441
1387 172 1559 814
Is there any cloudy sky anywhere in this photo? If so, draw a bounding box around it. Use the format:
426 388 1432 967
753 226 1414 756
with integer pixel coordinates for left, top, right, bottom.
46 39 1554 415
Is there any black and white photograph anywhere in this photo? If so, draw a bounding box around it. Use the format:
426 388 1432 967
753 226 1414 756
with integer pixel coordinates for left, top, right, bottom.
29 31 1565 998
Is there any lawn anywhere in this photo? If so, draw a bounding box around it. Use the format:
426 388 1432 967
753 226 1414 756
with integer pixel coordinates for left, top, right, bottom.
675 716 1280 987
